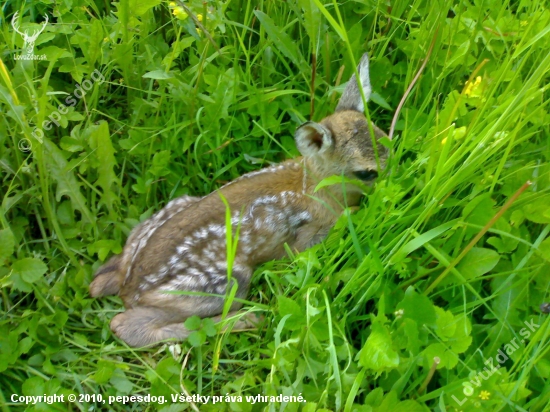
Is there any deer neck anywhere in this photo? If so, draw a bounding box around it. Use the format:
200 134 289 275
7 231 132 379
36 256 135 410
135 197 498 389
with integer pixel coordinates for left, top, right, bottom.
300 157 362 214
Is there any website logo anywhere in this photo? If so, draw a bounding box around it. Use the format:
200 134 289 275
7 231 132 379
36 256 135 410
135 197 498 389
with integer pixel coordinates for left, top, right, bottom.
12 11 48 61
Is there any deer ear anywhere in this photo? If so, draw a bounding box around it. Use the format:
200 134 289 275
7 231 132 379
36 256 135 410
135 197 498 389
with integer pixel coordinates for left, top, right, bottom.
295 121 333 157
336 53 372 113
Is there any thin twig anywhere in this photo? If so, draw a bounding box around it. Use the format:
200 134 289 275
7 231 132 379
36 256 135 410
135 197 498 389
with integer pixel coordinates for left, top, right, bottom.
388 27 439 141
179 347 200 412
418 357 440 395
310 52 317 120
176 1 220 53
330 64 346 106
424 181 532 295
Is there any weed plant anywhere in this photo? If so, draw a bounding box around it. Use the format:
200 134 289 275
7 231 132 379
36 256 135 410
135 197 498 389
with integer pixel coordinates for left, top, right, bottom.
0 0 549 411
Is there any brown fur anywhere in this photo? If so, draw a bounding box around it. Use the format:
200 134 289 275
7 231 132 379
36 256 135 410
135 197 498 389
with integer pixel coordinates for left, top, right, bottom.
90 53 388 346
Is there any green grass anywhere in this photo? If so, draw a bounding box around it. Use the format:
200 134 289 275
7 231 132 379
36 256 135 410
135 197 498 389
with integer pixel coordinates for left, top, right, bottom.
1 0 550 411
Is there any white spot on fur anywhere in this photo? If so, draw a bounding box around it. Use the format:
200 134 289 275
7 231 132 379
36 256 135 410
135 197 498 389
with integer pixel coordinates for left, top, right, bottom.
177 245 189 255
193 228 208 240
160 276 198 291
169 255 180 267
290 210 312 226
205 250 217 260
208 224 225 237
146 273 163 284
175 261 187 271
187 267 202 277
215 261 228 271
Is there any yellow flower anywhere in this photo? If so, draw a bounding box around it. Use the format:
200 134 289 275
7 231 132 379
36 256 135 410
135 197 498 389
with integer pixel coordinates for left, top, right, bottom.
479 390 491 400
197 13 203 22
172 7 188 20
464 76 483 97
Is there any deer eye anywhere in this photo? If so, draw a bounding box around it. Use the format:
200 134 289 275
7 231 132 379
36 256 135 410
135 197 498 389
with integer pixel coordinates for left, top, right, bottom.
353 170 378 181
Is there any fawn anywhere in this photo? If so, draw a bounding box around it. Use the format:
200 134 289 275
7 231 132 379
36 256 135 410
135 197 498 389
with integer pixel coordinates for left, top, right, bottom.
90 53 388 347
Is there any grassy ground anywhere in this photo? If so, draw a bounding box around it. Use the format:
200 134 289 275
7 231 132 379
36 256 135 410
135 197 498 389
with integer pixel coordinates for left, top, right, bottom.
1 0 550 411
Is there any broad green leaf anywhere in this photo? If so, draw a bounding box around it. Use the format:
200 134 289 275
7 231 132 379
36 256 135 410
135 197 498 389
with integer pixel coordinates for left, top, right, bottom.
462 195 495 239
523 194 550 223
162 37 195 68
187 330 206 347
17 337 34 355
370 91 392 110
143 70 174 80
403 318 420 355
277 295 304 330
59 136 84 152
456 247 500 280
9 272 32 292
437 90 466 126
314 175 370 193
391 219 459 264
422 343 458 369
210 68 237 120
40 46 73 62
234 89 308 110
154 358 180 380
278 295 302 316
129 0 162 17
87 19 103 68
92 360 115 384
90 122 120 215
148 150 171 177
254 11 307 71
202 318 217 337
311 0 346 40
88 240 122 261
396 287 436 326
449 314 472 353
357 319 399 372
376 391 402 411
296 0 321 49
109 369 133 394
0 229 15 263
44 139 94 223
364 387 384 407
376 390 429 412
487 234 519 254
391 400 429 412
445 40 471 70
184 315 201 331
435 307 456 339
131 176 153 194
0 330 18 373
21 376 46 396
538 237 550 262
12 258 47 284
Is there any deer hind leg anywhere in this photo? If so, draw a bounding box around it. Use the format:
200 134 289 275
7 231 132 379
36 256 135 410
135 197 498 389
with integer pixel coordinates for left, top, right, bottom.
111 306 263 347
89 254 125 297
91 196 201 298
110 307 188 347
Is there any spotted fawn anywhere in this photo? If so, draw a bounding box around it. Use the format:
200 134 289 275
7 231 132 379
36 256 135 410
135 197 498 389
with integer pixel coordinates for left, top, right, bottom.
90 53 388 347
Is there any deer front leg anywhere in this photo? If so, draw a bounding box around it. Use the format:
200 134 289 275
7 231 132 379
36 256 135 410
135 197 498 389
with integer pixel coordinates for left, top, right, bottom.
293 223 331 252
292 205 362 253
